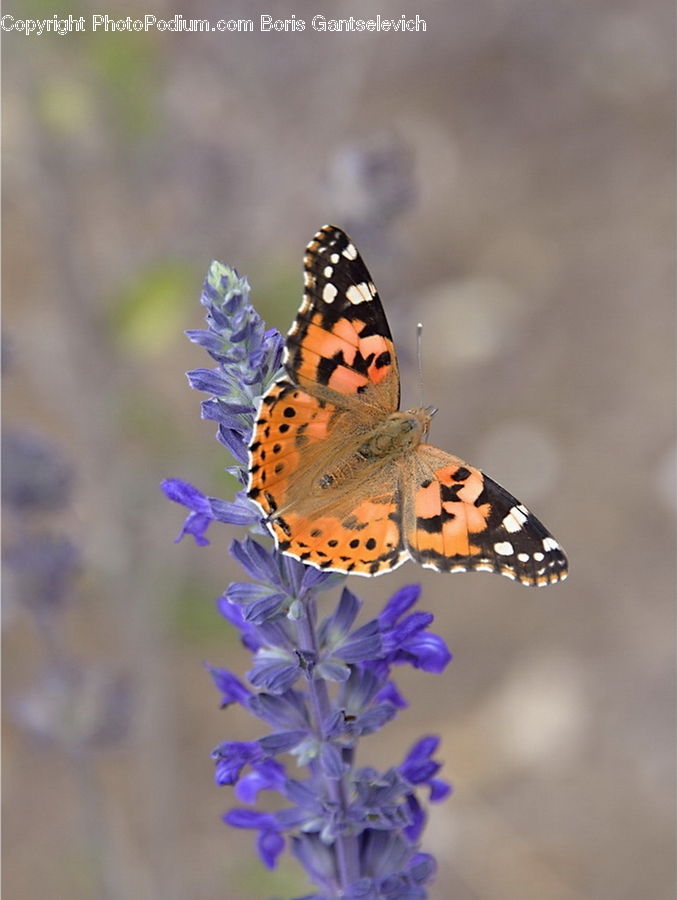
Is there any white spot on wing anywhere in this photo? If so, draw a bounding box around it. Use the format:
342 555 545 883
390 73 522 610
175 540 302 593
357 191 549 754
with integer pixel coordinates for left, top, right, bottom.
323 266 333 277
542 536 560 552
323 283 338 303
494 541 514 556
517 552 530 563
502 505 528 532
533 551 545 561
343 243 357 260
330 253 340 264
345 283 371 305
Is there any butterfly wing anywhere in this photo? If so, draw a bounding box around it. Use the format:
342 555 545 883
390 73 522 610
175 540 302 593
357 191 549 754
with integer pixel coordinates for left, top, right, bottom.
247 226 408 573
285 224 400 411
404 444 568 586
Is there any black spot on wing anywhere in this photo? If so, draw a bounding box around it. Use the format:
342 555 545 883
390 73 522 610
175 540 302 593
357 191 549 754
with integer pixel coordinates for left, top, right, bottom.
451 466 471 482
416 515 442 533
440 482 463 503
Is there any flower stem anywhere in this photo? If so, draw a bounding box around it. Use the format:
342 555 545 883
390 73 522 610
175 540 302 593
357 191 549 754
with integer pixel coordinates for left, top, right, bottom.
295 595 360 892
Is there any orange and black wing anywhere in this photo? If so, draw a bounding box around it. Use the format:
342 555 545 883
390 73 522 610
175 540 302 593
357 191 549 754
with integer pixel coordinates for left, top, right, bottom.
247 226 407 573
284 225 400 410
405 445 568 586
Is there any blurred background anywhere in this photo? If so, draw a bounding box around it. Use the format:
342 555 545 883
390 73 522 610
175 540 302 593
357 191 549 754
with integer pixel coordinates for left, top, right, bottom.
3 0 675 898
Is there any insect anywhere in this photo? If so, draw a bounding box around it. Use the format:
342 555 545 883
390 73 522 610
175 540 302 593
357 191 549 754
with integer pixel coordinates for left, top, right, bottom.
247 226 568 586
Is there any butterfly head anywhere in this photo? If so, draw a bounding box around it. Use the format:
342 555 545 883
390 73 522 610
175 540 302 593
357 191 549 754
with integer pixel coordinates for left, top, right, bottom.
414 405 437 439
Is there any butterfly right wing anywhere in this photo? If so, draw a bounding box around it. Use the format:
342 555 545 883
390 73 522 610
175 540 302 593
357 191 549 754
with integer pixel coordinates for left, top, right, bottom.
285 225 400 412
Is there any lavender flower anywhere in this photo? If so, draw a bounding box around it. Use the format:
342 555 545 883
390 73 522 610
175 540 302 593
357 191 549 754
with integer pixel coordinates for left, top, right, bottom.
165 260 452 899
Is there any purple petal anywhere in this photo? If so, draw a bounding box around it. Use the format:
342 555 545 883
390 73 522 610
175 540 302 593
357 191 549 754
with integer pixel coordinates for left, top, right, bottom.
403 794 425 843
176 512 212 546
248 692 307 730
209 497 260 526
402 735 439 768
230 538 281 587
248 657 300 694
184 328 225 354
235 758 287 802
429 778 452 802
217 426 249 464
186 367 231 395
242 592 289 624
336 620 381 662
206 665 251 707
321 588 361 641
162 478 211 514
212 739 263 784
407 852 436 885
282 778 323 812
301 564 342 593
384 612 434 650
375 680 408 709
398 633 452 673
378 584 421 627
314 660 351 683
354 703 397 735
319 742 345 780
224 582 277 604
257 730 308 754
216 598 264 651
258 828 285 869
224 808 277 830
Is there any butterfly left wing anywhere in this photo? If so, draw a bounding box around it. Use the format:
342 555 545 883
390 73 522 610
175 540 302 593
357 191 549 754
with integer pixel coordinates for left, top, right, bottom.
248 226 407 572
404 444 568 586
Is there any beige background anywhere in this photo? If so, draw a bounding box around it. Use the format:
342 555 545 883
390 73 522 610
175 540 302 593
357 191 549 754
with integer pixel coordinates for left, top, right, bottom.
3 1 675 898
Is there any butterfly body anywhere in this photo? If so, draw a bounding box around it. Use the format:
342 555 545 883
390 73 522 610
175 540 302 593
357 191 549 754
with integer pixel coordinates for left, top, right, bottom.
247 226 568 586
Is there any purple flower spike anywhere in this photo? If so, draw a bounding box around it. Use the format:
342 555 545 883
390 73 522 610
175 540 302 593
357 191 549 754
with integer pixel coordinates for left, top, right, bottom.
166 256 452 897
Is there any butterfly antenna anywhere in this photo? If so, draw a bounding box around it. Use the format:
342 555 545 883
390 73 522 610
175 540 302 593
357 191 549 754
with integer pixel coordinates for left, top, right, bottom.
416 322 425 409
416 321 437 433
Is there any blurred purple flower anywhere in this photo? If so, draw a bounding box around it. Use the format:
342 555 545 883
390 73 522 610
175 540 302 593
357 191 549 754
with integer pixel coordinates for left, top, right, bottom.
2 429 74 513
15 664 132 750
5 532 80 614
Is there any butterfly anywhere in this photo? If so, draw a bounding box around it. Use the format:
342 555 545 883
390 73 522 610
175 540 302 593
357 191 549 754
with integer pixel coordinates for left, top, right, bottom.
247 226 568 586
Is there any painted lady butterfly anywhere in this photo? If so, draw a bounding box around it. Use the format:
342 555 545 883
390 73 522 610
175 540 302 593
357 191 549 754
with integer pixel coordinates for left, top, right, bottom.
248 226 568 586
